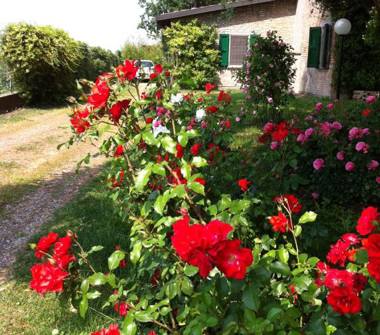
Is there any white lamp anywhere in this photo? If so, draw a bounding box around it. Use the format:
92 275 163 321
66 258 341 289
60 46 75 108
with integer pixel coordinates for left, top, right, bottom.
334 18 352 36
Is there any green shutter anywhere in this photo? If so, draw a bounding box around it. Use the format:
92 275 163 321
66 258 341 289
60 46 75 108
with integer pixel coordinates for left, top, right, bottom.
249 34 258 48
308 27 322 68
219 34 230 68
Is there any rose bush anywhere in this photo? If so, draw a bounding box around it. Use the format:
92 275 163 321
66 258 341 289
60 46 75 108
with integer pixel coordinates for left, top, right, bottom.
29 60 380 334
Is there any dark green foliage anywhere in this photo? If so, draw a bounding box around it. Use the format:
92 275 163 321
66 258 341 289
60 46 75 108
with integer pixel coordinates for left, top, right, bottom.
163 20 220 89
138 0 222 36
120 42 163 63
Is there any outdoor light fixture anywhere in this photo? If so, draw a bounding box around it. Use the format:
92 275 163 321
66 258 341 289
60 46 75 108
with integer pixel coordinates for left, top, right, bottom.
334 18 352 99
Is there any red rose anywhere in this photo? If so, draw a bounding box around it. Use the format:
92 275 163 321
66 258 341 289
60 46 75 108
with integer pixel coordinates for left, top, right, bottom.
176 144 184 159
155 90 163 100
190 143 202 156
195 177 206 186
87 79 110 109
70 109 91 134
324 269 355 290
224 119 231 129
114 145 124 158
274 194 302 214
205 82 216 94
53 253 76 270
237 179 252 192
367 258 380 282
109 100 130 122
154 64 163 74
364 233 380 258
114 301 129 316
147 331 157 335
271 122 289 142
217 90 232 104
203 220 233 249
35 232 59 259
327 287 361 314
53 236 72 257
30 262 68 295
91 324 120 335
356 207 379 236
206 105 218 113
165 70 171 77
212 240 253 280
327 239 351 267
362 108 372 117
146 117 153 124
116 60 138 81
150 73 158 81
268 212 289 233
353 273 368 292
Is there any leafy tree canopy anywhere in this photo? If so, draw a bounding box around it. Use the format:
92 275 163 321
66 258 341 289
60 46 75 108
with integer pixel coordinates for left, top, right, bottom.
138 0 224 36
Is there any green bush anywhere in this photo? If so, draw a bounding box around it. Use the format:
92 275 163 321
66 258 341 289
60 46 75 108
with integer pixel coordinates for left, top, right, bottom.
0 23 82 104
120 42 163 63
163 20 220 89
236 31 296 121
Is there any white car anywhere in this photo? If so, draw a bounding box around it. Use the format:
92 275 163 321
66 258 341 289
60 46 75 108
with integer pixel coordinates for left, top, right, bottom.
137 60 154 80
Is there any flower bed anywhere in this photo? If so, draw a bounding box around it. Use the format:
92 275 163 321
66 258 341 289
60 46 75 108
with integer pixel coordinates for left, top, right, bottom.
28 60 380 334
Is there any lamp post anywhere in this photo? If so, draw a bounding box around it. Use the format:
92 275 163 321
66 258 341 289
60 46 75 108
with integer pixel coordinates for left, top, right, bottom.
334 18 352 99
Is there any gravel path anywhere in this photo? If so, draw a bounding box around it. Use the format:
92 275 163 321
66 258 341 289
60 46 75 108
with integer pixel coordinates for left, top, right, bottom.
0 108 105 284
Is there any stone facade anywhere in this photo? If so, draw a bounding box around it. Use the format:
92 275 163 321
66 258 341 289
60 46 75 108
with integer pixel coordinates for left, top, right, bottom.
160 0 335 97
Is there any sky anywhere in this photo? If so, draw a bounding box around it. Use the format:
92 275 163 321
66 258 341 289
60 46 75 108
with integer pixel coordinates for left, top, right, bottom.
0 0 157 51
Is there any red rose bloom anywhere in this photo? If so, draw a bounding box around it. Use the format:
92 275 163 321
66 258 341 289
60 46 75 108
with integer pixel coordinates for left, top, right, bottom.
91 324 120 335
155 90 163 100
324 269 355 290
274 194 302 214
53 236 72 257
114 301 129 316
114 145 124 158
116 60 138 81
356 207 379 236
224 119 231 129
35 232 59 259
70 108 91 134
268 212 289 233
147 331 157 335
205 82 216 94
109 100 130 122
367 259 380 282
327 287 362 314
211 240 253 280
362 108 372 117
146 117 153 124
195 177 206 186
30 262 68 295
217 90 232 104
206 105 218 113
176 144 184 159
150 73 158 81
364 234 380 258
53 253 76 270
87 79 110 109
154 64 163 74
271 122 289 142
237 179 252 192
353 273 368 292
190 143 202 156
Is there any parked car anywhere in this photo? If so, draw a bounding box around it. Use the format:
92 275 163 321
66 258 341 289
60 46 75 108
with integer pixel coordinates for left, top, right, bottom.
136 60 154 80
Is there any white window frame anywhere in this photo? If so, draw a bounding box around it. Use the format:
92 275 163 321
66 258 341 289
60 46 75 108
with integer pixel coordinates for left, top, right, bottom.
228 34 250 69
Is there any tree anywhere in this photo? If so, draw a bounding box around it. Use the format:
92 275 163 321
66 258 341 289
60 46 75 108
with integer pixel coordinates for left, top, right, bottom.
138 0 223 36
120 41 164 63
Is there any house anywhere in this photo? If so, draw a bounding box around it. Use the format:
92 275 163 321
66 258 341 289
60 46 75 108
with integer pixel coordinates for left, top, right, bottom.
156 0 335 97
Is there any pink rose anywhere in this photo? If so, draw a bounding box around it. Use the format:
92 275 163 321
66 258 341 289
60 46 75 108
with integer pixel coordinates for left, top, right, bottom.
366 95 376 104
327 103 334 110
311 192 320 200
336 151 345 161
235 117 241 122
345 161 356 172
376 177 380 184
305 128 314 137
348 127 360 141
270 141 279 150
332 121 342 130
368 160 379 171
297 133 306 143
315 102 323 112
320 122 332 137
313 158 325 171
263 122 275 133
355 141 369 153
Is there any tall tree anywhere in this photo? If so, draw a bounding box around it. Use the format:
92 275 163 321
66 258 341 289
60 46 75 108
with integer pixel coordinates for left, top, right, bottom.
138 0 223 36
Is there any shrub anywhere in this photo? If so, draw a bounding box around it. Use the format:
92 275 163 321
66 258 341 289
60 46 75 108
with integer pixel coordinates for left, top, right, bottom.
120 42 163 64
0 23 82 104
162 20 220 89
26 61 380 334
236 31 296 122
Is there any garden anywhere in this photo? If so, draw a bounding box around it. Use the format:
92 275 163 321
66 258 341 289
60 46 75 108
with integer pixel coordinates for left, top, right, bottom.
1 4 380 335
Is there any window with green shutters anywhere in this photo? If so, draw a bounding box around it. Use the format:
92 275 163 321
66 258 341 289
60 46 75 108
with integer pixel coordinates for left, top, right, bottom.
219 34 230 68
307 27 322 68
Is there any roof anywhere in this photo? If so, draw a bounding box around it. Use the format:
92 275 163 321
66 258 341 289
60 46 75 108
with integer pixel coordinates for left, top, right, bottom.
156 0 275 23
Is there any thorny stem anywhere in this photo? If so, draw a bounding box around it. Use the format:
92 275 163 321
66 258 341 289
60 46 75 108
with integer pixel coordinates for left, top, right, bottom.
282 201 300 265
89 306 116 322
73 239 96 273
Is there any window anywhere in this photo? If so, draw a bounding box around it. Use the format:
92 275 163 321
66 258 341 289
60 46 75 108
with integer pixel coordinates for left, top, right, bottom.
219 34 251 68
307 24 332 69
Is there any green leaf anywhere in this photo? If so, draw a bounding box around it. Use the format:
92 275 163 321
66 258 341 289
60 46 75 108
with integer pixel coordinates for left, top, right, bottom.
181 277 194 296
130 241 142 264
80 279 89 294
108 250 125 271
184 265 199 277
87 245 104 254
299 211 317 224
242 285 260 312
278 248 289 264
79 296 88 318
294 225 302 237
171 184 186 198
87 290 102 300
192 156 208 168
161 136 177 154
88 273 107 286
178 133 188 147
134 311 152 323
355 249 368 264
152 164 166 176
122 314 137 335
154 192 170 215
188 181 205 195
270 261 291 276
181 162 192 180
142 130 158 145
267 307 282 321
135 165 152 191
165 282 179 300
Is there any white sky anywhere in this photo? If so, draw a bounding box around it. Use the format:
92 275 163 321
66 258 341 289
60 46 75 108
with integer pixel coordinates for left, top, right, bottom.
0 0 157 51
